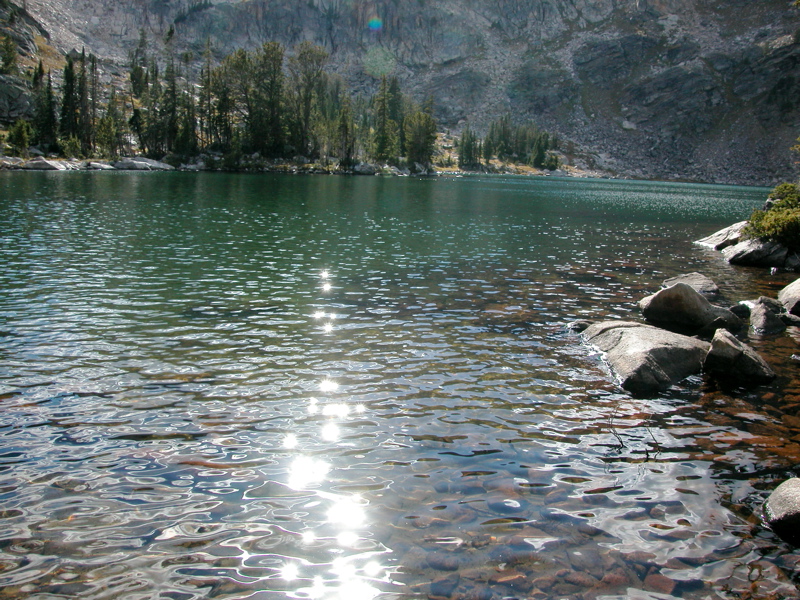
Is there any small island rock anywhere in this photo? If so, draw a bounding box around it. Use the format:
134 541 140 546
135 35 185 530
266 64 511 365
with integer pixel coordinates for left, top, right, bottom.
639 282 741 334
583 321 710 396
703 328 775 384
695 221 748 251
764 479 800 546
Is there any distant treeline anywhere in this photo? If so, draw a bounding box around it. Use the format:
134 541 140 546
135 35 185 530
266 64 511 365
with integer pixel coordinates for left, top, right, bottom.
8 31 559 171
458 115 560 171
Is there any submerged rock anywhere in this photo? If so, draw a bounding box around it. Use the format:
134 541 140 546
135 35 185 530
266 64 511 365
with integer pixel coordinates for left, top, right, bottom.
639 282 741 334
703 328 775 384
662 272 719 298
695 221 748 250
765 479 800 546
583 321 710 396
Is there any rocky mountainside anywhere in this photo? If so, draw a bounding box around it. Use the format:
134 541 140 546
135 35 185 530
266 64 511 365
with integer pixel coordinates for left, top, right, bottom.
12 0 800 184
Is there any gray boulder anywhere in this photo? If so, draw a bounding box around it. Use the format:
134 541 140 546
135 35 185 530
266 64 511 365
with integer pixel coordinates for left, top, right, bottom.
703 329 775 384
695 221 748 250
779 278 800 316
662 272 719 298
113 157 175 171
86 161 115 170
639 282 742 334
749 300 786 335
764 479 800 546
722 238 788 269
21 158 67 170
583 321 710 396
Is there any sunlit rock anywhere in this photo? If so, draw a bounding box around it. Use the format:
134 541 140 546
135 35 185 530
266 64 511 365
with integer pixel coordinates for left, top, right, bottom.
778 278 800 316
703 328 775 384
21 158 66 170
639 282 741 334
582 321 710 396
765 478 800 546
695 221 748 250
661 272 719 298
113 157 175 171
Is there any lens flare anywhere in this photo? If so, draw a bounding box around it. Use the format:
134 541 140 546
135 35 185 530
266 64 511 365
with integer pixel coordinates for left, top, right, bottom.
368 17 382 31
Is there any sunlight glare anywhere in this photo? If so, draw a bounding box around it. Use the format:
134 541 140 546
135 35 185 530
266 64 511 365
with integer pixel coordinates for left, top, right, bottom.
336 530 359 547
327 495 366 527
281 562 300 581
288 456 330 490
301 530 316 544
322 403 350 418
319 379 339 392
283 433 298 449
321 422 340 442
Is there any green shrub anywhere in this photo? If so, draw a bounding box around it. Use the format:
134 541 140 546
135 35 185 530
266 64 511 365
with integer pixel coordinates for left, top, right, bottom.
745 183 800 251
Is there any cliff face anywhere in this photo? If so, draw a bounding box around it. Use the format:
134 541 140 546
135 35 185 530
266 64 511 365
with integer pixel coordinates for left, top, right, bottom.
20 0 800 184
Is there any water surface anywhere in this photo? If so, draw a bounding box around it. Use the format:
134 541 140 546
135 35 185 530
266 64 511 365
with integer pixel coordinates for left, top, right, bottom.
1 172 799 600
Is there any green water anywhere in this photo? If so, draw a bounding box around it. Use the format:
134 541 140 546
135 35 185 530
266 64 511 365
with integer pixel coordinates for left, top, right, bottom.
1 171 798 600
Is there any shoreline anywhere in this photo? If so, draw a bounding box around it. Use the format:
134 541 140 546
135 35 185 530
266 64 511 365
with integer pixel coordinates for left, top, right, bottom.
0 155 619 181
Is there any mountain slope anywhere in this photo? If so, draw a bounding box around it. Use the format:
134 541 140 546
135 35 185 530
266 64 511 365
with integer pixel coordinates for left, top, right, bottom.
19 0 800 184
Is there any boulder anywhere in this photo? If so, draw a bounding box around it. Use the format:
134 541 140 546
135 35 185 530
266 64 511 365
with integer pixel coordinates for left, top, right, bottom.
583 321 710 396
749 299 786 335
86 161 115 170
353 162 379 175
639 283 742 334
21 158 67 170
764 479 800 546
113 157 175 171
703 329 775 384
779 278 800 316
662 272 719 298
695 221 748 250
722 238 788 269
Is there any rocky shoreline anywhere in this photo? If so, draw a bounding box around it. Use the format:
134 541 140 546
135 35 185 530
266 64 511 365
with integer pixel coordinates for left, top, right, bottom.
0 154 612 179
574 216 800 548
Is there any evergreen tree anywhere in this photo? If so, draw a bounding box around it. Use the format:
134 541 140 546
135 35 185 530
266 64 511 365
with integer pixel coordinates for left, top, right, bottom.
371 75 399 163
7 119 31 156
96 89 125 158
33 71 58 152
60 55 80 143
287 41 328 157
77 49 93 156
404 108 437 168
458 126 480 169
337 97 356 168
32 59 44 89
0 34 16 75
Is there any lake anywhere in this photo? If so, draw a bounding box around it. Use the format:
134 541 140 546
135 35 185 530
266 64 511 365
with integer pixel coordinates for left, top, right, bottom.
1 171 799 600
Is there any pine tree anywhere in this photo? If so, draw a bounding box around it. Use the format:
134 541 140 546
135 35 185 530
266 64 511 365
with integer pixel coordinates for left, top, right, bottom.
0 34 16 75
337 97 356 168
60 55 80 143
372 75 399 163
287 41 328 157
33 71 58 152
404 108 437 168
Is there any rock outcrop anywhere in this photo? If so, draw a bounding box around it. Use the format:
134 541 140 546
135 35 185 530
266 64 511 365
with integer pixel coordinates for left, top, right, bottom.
639 283 741 335
695 221 748 251
765 479 800 546
583 321 710 396
722 239 800 270
703 328 776 384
